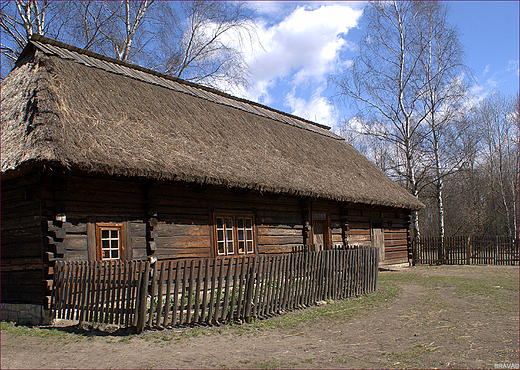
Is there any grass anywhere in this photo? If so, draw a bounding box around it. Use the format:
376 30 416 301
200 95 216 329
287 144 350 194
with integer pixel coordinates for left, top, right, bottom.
2 265 518 369
376 266 519 369
1 321 79 341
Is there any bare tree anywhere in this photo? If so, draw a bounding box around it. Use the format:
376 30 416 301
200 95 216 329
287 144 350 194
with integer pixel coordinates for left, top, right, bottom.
0 1 67 64
152 1 255 89
67 1 153 63
332 1 437 239
476 92 519 239
414 1 469 257
1 1 256 90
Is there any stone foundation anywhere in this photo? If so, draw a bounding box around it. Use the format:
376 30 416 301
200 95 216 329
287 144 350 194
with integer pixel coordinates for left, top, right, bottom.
1 303 52 325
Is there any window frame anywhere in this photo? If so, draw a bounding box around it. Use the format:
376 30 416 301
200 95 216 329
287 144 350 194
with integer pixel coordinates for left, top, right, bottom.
213 213 256 257
95 222 125 261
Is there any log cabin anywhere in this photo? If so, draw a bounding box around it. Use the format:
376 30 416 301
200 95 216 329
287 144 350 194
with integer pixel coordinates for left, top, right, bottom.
1 35 423 324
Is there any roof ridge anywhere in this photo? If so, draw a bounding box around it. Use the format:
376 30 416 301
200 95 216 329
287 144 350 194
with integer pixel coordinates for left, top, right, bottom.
28 34 332 132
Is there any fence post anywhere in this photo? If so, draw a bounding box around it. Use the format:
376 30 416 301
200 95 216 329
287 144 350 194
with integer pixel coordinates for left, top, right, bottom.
136 262 151 334
244 256 257 324
465 236 471 265
412 238 417 266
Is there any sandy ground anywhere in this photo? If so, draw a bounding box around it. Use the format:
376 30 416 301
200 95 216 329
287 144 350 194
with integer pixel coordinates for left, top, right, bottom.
1 265 518 369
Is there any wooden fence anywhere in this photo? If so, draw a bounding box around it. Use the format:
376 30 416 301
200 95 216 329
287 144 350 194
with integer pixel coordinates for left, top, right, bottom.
52 247 378 332
413 236 519 265
52 260 146 326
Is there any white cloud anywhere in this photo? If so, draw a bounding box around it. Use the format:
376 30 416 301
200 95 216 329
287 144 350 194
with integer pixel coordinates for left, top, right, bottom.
507 60 519 76
284 86 337 128
238 3 363 127
247 4 362 85
215 3 364 127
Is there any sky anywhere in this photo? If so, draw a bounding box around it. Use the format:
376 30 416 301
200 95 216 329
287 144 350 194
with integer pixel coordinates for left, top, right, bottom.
234 1 520 130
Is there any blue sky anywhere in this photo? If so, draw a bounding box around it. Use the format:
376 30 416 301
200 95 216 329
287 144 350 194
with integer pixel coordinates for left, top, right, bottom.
233 1 520 130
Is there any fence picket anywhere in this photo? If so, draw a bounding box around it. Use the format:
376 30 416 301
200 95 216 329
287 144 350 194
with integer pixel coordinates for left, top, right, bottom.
171 260 181 326
414 235 518 266
52 248 381 331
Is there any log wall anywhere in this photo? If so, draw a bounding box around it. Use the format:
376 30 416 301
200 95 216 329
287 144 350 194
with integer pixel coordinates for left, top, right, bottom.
1 172 44 304
2 167 412 307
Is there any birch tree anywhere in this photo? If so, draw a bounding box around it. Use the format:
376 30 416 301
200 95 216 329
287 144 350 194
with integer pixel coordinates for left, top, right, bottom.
477 92 519 239
333 1 470 241
415 1 469 257
1 1 256 89
0 0 66 63
332 1 433 239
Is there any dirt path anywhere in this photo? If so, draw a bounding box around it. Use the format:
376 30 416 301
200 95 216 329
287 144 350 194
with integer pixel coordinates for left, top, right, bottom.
1 265 518 369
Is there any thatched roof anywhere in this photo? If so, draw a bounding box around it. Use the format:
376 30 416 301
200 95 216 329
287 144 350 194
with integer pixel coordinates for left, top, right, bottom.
1 35 423 210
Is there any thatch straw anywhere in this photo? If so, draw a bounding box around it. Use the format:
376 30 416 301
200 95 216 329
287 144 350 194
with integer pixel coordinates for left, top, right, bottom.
1 36 424 210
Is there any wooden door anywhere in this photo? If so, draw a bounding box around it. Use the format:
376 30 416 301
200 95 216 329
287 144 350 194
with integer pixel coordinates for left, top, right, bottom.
371 226 384 262
313 220 327 250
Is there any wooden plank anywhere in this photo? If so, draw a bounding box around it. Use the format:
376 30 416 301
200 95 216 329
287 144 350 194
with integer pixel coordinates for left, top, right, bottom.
207 259 217 324
171 260 181 326
126 261 135 326
179 261 188 325
74 263 85 320
264 255 275 316
252 255 264 318
200 259 210 323
162 261 174 327
186 260 195 324
244 256 257 323
193 259 203 324
277 255 287 313
272 255 282 314
136 261 150 333
118 261 127 325
65 262 75 320
228 258 240 321
155 262 166 328
214 258 225 324
53 261 63 318
106 261 115 324
221 258 234 322
235 257 247 320
281 254 290 312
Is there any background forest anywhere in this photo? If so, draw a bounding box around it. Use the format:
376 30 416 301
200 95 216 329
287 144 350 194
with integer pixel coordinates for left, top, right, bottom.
2 1 518 242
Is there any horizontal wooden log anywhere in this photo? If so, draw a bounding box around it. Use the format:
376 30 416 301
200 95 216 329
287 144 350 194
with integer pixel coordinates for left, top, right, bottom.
257 235 303 246
347 234 371 242
385 250 408 259
63 234 87 251
2 242 43 258
63 251 88 261
384 228 409 234
1 258 43 272
61 222 88 234
155 235 210 249
154 224 209 237
384 232 408 240
348 222 371 229
258 244 302 254
348 229 370 235
384 245 408 253
331 234 343 242
384 239 408 247
66 175 144 194
1 270 43 288
257 227 301 236
155 248 211 259
1 288 45 304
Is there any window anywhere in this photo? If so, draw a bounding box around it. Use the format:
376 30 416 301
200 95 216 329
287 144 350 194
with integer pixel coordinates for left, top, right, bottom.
214 215 255 256
96 223 124 261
